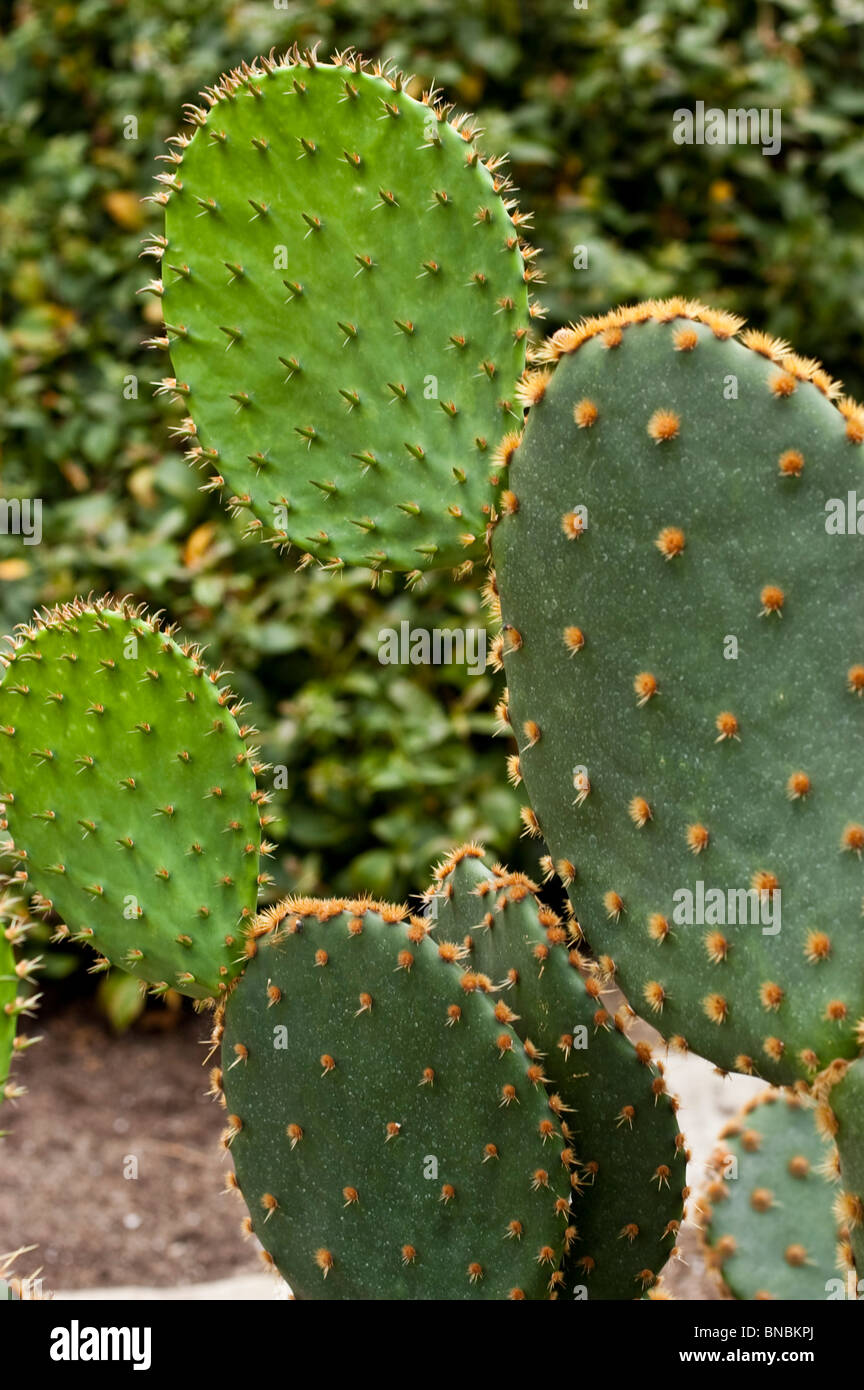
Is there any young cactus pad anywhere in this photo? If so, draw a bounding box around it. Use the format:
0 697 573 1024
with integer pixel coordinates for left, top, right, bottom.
0 598 265 999
426 844 686 1298
493 299 864 1084
156 48 533 575
217 896 571 1300
700 1088 844 1300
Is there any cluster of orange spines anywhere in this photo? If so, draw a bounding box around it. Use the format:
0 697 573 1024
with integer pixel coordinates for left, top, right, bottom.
527 298 864 432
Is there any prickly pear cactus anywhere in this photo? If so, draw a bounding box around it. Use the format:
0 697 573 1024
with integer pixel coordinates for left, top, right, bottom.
0 598 267 999
819 1057 864 1283
493 299 864 1084
0 901 39 1130
700 1088 845 1300
217 895 572 1300
153 47 534 577
0 922 16 1080
426 845 686 1298
0 920 19 1119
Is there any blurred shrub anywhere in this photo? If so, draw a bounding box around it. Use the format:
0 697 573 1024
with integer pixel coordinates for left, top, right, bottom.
2 0 864 985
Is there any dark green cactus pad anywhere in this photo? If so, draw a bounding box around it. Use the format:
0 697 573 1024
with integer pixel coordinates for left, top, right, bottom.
822 1056 864 1283
700 1088 844 1300
0 598 266 1000
156 48 533 576
218 895 571 1299
493 299 864 1084
426 845 686 1298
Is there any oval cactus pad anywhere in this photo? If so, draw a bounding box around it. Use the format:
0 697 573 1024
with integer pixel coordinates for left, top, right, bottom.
494 299 864 1084
158 49 532 574
219 895 570 1299
700 1089 842 1300
425 844 686 1298
0 599 264 999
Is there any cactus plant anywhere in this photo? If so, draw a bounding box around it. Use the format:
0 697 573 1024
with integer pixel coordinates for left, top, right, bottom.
5 581 856 1300
425 843 687 1297
817 1057 864 1283
699 1088 845 1300
492 298 864 1085
0 916 17 1110
0 597 268 1000
0 899 40 1132
216 893 573 1299
152 47 535 577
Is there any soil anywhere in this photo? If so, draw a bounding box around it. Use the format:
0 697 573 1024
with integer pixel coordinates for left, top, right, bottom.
0 1002 262 1293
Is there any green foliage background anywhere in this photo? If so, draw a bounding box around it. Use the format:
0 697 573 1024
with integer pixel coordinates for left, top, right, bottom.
2 0 864 972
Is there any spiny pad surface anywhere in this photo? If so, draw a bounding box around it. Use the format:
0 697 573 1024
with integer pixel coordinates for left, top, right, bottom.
159 50 530 573
219 896 570 1300
0 599 262 999
701 1089 842 1300
0 903 37 1129
493 300 864 1083
824 1057 864 1280
0 928 16 1105
427 845 685 1298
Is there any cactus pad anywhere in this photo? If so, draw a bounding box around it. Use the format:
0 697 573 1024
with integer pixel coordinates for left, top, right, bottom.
493 299 864 1083
0 901 39 1129
0 924 15 1079
820 1057 864 1283
426 844 686 1298
156 48 533 576
700 1088 844 1300
0 921 18 1119
0 598 265 999
218 895 571 1299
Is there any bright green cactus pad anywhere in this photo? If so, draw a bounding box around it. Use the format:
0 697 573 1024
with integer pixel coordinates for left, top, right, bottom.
218 895 571 1300
0 924 17 1110
0 598 263 999
157 47 532 575
0 902 38 1129
426 844 686 1298
701 1088 843 1300
824 1057 864 1283
493 299 864 1084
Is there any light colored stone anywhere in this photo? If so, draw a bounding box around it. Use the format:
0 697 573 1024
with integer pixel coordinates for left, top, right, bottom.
54 1273 290 1301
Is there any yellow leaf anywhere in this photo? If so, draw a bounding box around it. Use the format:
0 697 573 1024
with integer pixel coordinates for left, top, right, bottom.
709 180 734 204
0 559 31 581
183 522 216 568
102 190 145 231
